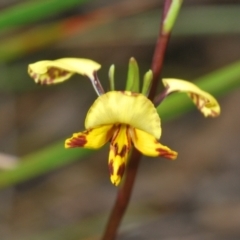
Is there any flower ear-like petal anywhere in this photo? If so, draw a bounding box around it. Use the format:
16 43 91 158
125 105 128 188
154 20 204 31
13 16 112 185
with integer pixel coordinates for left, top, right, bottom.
85 91 161 139
28 58 101 85
65 125 113 149
130 128 177 160
162 79 220 117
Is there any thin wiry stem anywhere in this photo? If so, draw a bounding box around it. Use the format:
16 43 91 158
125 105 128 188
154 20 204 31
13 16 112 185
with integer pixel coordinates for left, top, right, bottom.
154 87 170 106
90 71 105 95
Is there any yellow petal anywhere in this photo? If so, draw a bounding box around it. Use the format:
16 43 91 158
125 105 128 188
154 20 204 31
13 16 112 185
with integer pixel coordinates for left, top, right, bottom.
162 79 220 117
28 58 101 85
65 125 113 149
130 128 177 160
108 125 132 186
85 91 161 139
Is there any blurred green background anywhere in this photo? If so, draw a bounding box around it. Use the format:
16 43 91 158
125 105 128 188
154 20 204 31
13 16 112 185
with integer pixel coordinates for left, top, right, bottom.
0 0 240 239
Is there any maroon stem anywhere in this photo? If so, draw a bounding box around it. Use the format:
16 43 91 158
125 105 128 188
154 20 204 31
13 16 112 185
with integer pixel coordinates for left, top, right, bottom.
101 1 173 240
148 34 169 99
148 0 172 100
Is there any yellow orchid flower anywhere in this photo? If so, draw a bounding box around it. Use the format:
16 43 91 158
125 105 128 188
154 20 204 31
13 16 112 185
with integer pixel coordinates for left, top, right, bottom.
28 58 104 95
162 79 221 117
65 91 177 186
28 57 220 186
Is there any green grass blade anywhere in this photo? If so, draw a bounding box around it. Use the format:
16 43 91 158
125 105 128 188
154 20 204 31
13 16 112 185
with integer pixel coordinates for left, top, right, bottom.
0 0 89 30
0 141 93 189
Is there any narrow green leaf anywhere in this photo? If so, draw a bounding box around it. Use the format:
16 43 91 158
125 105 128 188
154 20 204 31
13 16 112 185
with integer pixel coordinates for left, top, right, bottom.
0 0 89 30
0 141 93 189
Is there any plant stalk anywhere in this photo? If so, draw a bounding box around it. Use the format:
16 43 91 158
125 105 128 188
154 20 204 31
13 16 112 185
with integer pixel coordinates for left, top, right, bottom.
101 1 181 239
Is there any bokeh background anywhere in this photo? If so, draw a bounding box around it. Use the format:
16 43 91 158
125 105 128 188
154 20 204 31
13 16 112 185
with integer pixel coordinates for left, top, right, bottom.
0 0 240 239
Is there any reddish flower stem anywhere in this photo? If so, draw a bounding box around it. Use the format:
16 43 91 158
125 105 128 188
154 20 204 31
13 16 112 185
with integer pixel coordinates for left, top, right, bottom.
148 0 172 100
101 1 174 240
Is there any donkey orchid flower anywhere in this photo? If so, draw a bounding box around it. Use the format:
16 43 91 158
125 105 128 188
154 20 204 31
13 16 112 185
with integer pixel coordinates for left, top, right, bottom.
65 91 177 186
28 58 104 95
28 57 221 186
162 79 220 117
